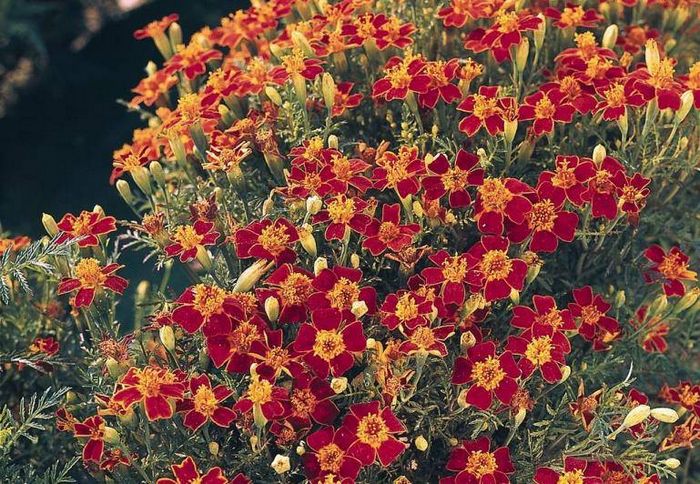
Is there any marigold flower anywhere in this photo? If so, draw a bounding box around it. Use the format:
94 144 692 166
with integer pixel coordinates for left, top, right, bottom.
373 145 425 198
421 251 472 306
534 457 601 484
659 416 700 451
440 436 514 484
660 381 700 417
331 82 363 117
165 41 223 80
55 209 117 247
343 13 415 51
643 245 697 297
361 204 420 256
176 374 236 431
506 327 571 383
452 341 521 409
544 4 602 29
270 47 324 82
285 372 340 430
256 264 314 324
518 90 575 136
233 372 288 424
57 259 128 308
473 177 532 234
112 365 185 421
29 336 59 357
302 426 362 482
437 0 501 28
156 456 229 484
204 309 267 373
422 150 484 208
465 236 527 301
581 155 626 220
341 401 407 467
457 86 513 137
511 295 576 333
171 284 235 333
569 286 620 351
372 54 427 102
594 78 647 121
130 69 178 107
398 323 454 357
165 220 220 263
294 308 365 378
133 13 179 40
73 415 107 462
464 11 542 62
538 155 595 207
0 235 30 255
313 195 372 241
308 266 377 317
617 172 650 224
684 61 700 109
631 54 684 110
248 329 304 380
541 75 598 114
415 59 462 109
380 290 435 330
234 218 299 264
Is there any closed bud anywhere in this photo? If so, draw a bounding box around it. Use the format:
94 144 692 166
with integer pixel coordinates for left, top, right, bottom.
675 288 700 314
145 61 157 76
209 441 220 456
105 357 125 378
412 200 424 218
448 437 459 447
291 31 314 56
514 408 527 428
116 180 135 205
65 391 78 403
196 246 213 272
327 134 339 149
534 14 546 50
159 325 176 351
271 454 291 474
314 257 328 276
262 197 274 216
592 144 607 164
622 404 651 428
331 377 348 394
648 293 668 316
149 161 165 186
351 300 368 318
504 119 518 145
366 338 377 350
306 196 322 215
321 73 337 111
509 288 520 305
515 38 529 73
233 260 272 292
645 40 661 73
299 224 317 258
103 427 121 444
350 253 360 269
42 213 59 237
414 435 428 451
559 365 571 383
263 297 279 323
614 290 626 308
168 23 183 48
264 86 283 106
650 407 679 423
675 90 694 124
617 110 629 139
296 444 305 456
661 458 681 469
457 389 470 408
602 24 619 50
460 332 476 352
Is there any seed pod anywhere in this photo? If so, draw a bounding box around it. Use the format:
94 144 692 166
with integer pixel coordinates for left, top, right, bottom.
622 404 651 428
650 407 679 423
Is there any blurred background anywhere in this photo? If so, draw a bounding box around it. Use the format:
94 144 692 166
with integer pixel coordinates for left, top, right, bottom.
0 0 247 236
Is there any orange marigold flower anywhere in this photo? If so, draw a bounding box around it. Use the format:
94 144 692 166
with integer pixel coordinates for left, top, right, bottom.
0 235 30 255
130 69 177 107
660 381 700 417
437 0 502 28
457 85 514 137
544 4 602 29
372 54 428 102
165 41 223 80
133 13 179 40
57 259 128 308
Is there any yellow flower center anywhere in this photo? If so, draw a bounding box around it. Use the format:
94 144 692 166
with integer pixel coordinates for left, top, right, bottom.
470 356 506 391
442 167 471 192
258 223 291 257
356 413 390 449
465 450 498 478
442 257 469 283
278 272 314 305
290 388 317 417
281 47 306 75
178 93 201 122
460 59 484 82
536 308 564 329
312 330 346 361
592 169 615 194
687 61 700 90
410 327 436 349
560 76 581 98
528 199 557 231
478 178 513 212
395 293 420 322
649 58 675 89
330 154 353 181
678 384 700 407
585 57 612 80
135 367 175 398
327 197 356 225
472 95 499 120
71 212 95 235
496 12 519 33
248 377 273 405
228 321 262 354
560 6 584 27
658 253 693 280
317 443 344 473
425 61 448 85
603 82 626 108
264 347 290 370
173 225 204 250
192 284 227 317
534 95 556 119
580 305 603 325
558 470 585 484
326 278 361 310
386 60 412 89
525 336 554 366
378 222 402 243
75 258 107 287
552 163 576 189
479 250 513 282
193 385 219 416
574 32 598 59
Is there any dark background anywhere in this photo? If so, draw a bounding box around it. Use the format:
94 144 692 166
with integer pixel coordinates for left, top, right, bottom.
0 0 246 236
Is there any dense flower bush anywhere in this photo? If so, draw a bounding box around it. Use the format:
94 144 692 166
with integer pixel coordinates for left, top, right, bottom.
1 0 700 482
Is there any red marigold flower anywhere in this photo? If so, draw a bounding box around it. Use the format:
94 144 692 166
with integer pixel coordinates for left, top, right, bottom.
659 415 700 451
518 90 575 136
133 13 178 40
643 245 697 296
0 235 30 255
594 78 647 121
362 204 420 256
581 155 626 220
233 372 288 423
437 0 501 28
165 220 220 263
684 61 700 109
506 326 571 383
112 366 185 421
541 75 598 114
569 382 603 431
308 266 377 316
165 41 223 80
56 407 78 433
56 210 117 247
632 306 669 353
249 329 304 380
416 59 462 109
569 286 621 351
465 11 542 62
176 374 236 431
398 323 454 357
99 449 131 472
452 341 521 409
302 426 362 482
130 69 178 107
73 415 107 462
473 177 533 234
379 290 434 330
457 85 513 136
422 150 484 208
511 295 576 333
29 336 59 357
313 195 371 241
372 54 427 102
205 309 267 373
271 47 325 82
440 436 514 484
343 13 414 51
286 372 339 430
294 309 365 378
617 172 651 224
506 182 579 253
534 457 601 484
156 456 228 484
631 55 684 110
373 145 426 198
617 25 659 55
331 82 363 117
57 259 128 308
234 218 299 264
537 155 595 207
465 236 527 301
544 4 602 29
166 92 220 131
660 381 700 417
257 264 314 324
341 401 407 467
171 284 235 333
422 251 471 306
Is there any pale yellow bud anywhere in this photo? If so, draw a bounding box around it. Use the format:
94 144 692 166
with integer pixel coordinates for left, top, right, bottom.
661 458 681 469
366 338 377 350
149 161 165 186
460 332 476 352
262 197 274 216
592 144 607 164
504 119 518 145
296 444 306 456
412 200 424 218
602 24 619 50
351 300 368 318
614 290 626 308
291 31 314 56
331 377 348 394
327 134 339 149
350 253 360 269
306 196 323 215
116 180 135 205
264 86 283 106
168 23 183 48
322 72 337 111
650 407 679 423
209 441 220 456
105 357 125 378
675 288 700 314
314 257 328 276
103 427 121 444
159 326 176 352
645 40 660 73
265 296 280 322
559 365 571 383
515 38 529 73
414 435 428 452
42 213 59 237
233 260 272 292
622 404 651 428
514 408 527 428
534 14 546 50
675 91 694 124
457 389 470 408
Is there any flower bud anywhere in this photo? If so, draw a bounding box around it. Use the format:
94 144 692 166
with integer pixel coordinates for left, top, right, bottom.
196 246 214 272
265 296 280 322
460 332 476 352
351 300 368 318
514 408 527 428
366 338 377 350
331 377 348 394
296 444 305 455
645 40 660 73
149 161 166 186
602 24 619 50
559 365 571 383
412 200 424 218
131 167 153 194
209 441 220 456
314 257 328 276
116 180 135 205
534 14 546 51
592 144 607 164
299 224 317 258
674 288 700 314
617 110 629 139
504 119 518 145
648 294 668 316
159 325 176 352
675 90 694 124
233 260 272 292
448 437 459 447
457 389 470 408
42 213 59 237
264 86 283 106
103 427 121 444
414 435 428 452
271 455 291 474
515 38 529 73
168 23 183 49
614 290 626 308
306 196 322 215
509 288 520 305
650 407 679 423
327 134 339 149
350 253 360 269
622 404 651 428
105 357 125 378
322 73 337 112
291 31 314 56
661 458 681 469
